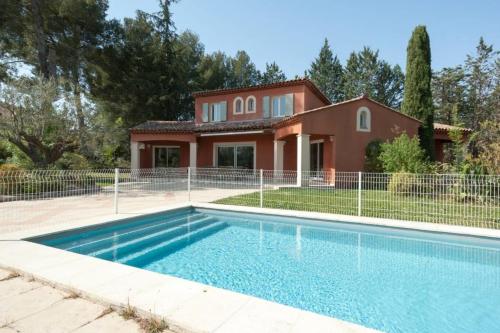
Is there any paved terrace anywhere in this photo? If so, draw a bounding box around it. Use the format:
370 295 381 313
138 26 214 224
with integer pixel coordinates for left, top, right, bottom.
0 188 256 236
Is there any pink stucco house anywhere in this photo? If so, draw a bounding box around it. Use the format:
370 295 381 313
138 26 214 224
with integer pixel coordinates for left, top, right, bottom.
130 78 466 173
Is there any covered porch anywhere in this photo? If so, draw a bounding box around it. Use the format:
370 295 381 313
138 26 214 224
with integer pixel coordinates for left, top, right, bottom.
130 133 198 169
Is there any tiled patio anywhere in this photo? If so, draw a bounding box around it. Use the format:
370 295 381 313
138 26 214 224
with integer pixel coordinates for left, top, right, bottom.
0 268 168 333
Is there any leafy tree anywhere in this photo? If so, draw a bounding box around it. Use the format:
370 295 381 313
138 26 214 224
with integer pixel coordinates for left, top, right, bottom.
401 25 434 160
0 77 78 167
379 133 429 173
463 38 499 132
478 121 500 174
0 0 109 155
172 30 205 119
432 66 466 124
88 6 182 127
198 51 232 90
343 47 404 108
261 62 286 84
307 38 343 102
227 50 261 87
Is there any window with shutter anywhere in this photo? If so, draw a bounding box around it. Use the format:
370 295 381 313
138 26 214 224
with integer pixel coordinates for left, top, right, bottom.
263 96 270 118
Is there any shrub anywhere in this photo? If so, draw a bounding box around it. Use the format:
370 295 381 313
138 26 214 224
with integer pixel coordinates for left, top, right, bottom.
54 152 92 170
379 133 429 173
364 139 384 172
388 172 417 195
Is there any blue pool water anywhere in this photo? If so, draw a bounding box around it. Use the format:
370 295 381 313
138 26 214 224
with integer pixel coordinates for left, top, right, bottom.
32 208 500 333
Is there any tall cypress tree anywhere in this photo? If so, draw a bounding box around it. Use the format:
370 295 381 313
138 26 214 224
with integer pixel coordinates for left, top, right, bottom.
401 25 435 160
308 38 344 102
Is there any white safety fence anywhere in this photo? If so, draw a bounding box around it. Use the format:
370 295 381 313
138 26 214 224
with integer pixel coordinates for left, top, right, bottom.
0 168 499 233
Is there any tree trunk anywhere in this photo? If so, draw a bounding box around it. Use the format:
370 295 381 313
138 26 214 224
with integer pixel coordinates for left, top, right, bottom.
30 0 51 79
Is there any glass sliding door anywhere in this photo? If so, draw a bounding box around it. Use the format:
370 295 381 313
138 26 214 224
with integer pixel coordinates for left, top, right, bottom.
154 147 180 168
217 146 235 168
216 144 255 169
236 146 254 169
310 142 324 177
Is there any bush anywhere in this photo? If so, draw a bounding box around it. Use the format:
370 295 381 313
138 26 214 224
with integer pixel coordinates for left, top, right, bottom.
364 139 384 172
379 133 429 173
55 152 92 170
387 172 429 195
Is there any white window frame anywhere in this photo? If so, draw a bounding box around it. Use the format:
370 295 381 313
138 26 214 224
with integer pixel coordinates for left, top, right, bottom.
152 145 181 168
233 97 244 115
356 106 371 132
271 95 292 118
211 102 223 122
245 95 256 113
213 141 257 169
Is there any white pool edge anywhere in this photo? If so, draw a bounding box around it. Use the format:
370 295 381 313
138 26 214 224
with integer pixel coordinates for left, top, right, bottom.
1 202 499 333
195 202 500 240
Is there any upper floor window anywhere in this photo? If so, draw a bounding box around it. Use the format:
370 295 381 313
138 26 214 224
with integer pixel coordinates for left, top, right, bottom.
233 97 243 115
356 106 371 132
202 101 227 122
271 94 294 118
246 96 256 113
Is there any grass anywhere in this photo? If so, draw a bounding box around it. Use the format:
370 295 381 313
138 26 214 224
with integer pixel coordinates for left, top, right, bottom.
119 303 138 320
119 302 169 333
214 187 500 229
138 316 169 333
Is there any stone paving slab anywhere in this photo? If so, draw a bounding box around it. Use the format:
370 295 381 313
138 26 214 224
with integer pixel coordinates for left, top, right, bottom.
0 284 65 325
12 297 106 333
73 313 142 333
0 268 171 333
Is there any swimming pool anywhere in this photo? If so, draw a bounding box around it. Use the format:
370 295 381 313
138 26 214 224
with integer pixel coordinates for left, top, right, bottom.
32 207 500 333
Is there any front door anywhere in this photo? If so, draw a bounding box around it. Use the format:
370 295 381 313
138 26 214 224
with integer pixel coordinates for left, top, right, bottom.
310 142 324 176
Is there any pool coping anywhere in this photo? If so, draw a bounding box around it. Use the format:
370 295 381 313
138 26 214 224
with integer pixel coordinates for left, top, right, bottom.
1 202 499 333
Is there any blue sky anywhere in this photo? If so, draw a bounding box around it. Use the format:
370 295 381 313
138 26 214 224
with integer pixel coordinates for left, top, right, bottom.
108 0 499 77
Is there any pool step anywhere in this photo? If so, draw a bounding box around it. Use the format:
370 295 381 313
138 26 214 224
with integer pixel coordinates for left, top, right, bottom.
66 213 207 254
120 220 228 267
94 216 220 261
46 208 195 248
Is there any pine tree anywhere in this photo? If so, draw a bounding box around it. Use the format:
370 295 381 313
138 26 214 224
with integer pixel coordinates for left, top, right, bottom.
401 25 435 160
261 62 286 84
343 47 404 108
227 50 261 87
308 38 343 102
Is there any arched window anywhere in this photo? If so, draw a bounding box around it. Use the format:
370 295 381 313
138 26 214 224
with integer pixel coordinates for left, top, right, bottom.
357 107 371 132
233 97 244 115
246 96 256 113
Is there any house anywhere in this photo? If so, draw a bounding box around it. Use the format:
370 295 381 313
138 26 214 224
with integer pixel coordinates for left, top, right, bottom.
130 78 467 173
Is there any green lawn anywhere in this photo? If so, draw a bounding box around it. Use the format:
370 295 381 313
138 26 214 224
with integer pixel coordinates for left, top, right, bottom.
214 187 500 229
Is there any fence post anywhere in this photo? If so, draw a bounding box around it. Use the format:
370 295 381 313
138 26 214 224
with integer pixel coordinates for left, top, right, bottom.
357 171 362 216
114 168 119 214
259 169 263 208
188 167 191 202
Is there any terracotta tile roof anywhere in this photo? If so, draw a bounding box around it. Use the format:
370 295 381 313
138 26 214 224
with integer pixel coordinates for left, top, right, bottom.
131 120 195 133
275 95 423 126
195 118 282 132
434 122 472 132
192 78 331 105
131 119 281 134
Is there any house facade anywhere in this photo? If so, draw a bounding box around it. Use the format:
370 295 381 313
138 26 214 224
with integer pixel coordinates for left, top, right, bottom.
130 79 462 173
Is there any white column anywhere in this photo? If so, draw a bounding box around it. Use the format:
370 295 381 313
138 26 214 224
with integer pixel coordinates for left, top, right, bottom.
296 134 310 186
189 142 197 168
130 141 140 169
273 140 285 172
